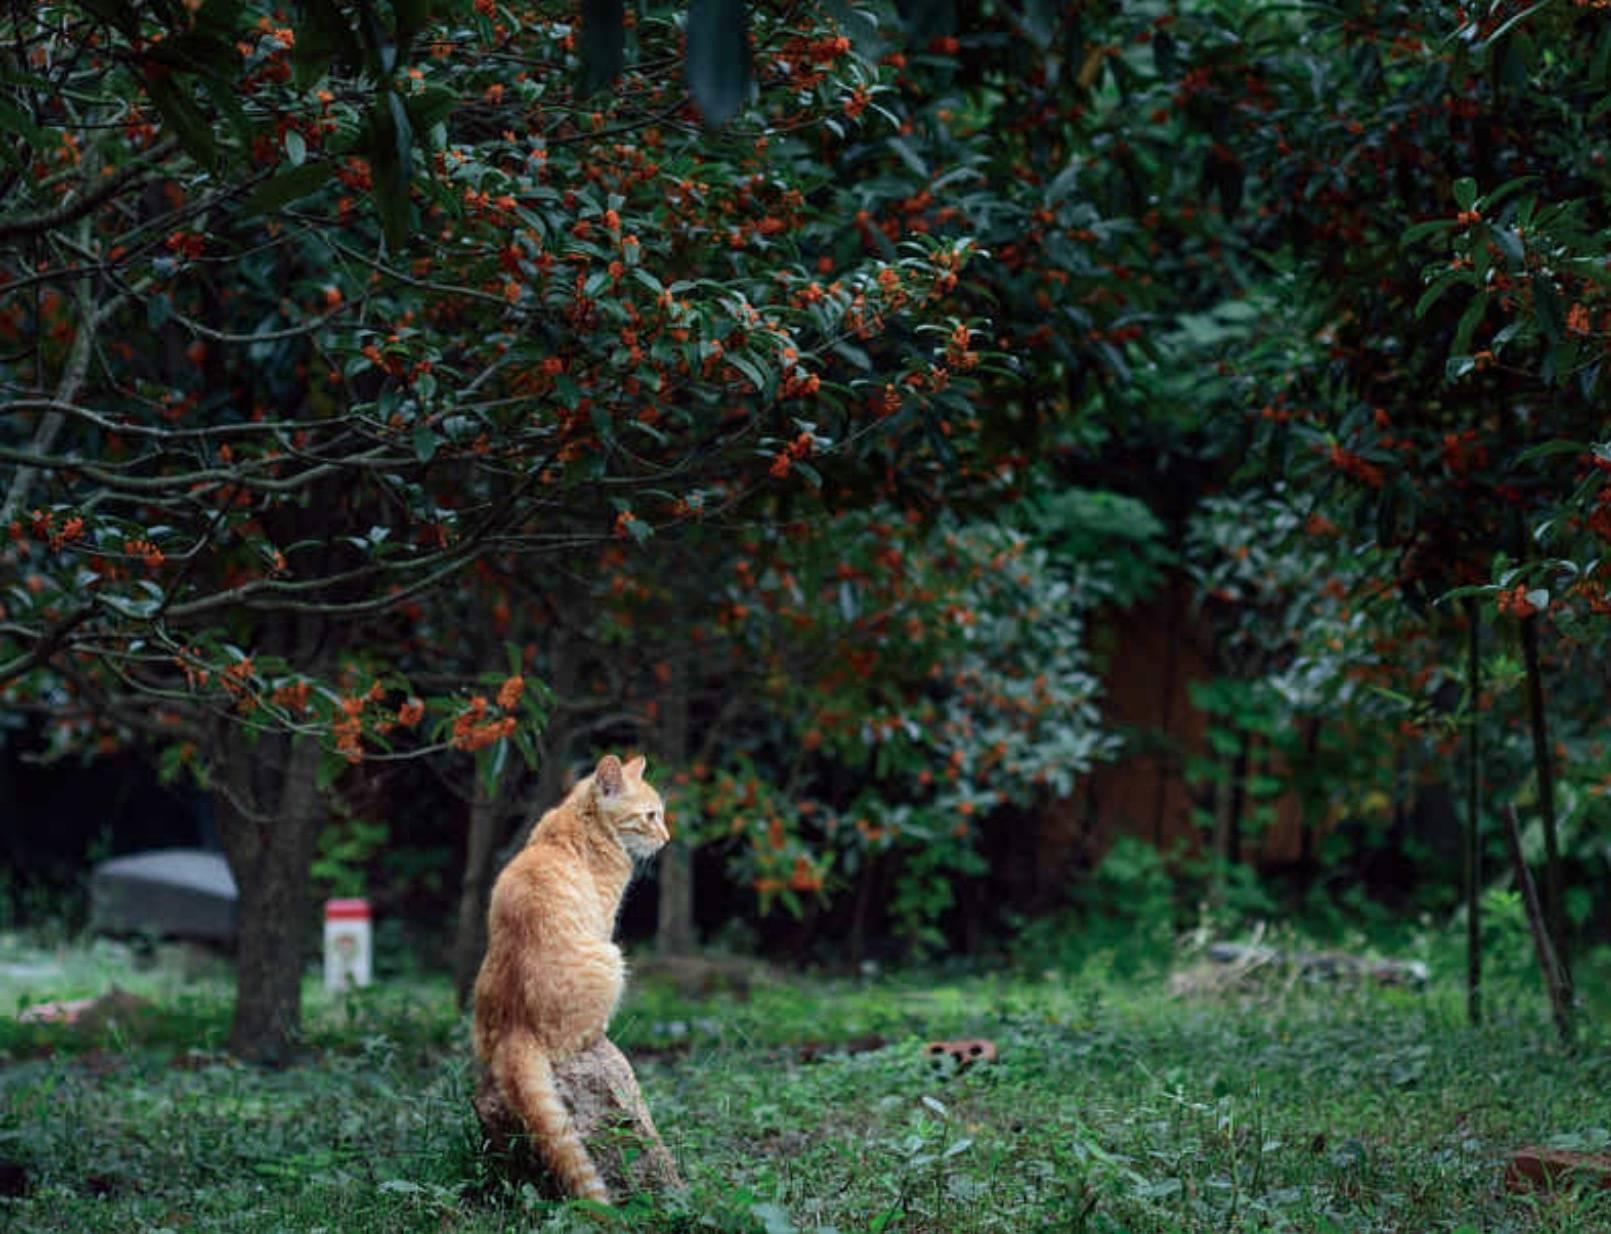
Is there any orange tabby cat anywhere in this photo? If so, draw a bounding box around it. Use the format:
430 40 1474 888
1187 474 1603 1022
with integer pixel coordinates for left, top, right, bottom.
472 753 670 1203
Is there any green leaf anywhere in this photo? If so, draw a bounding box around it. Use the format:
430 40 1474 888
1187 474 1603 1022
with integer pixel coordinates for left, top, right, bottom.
1532 277 1564 343
888 137 928 178
726 351 769 393
1482 175 1539 213
1401 219 1456 246
1451 293 1488 355
413 424 440 462
239 163 336 218
368 92 416 250
284 129 307 166
1413 275 1459 320
1513 439 1590 464
387 91 415 182
1491 227 1524 269
1594 25 1611 89
316 750 349 791
0 100 47 158
1453 176 1478 211
1478 0 1553 51
579 0 625 97
144 72 218 169
686 0 751 128
403 85 457 136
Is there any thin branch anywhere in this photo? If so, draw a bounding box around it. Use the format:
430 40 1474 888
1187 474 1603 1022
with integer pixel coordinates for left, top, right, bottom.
0 138 180 241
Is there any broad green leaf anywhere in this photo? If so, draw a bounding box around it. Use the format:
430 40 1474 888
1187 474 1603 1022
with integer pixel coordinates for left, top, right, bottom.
1413 275 1459 320
726 351 769 392
0 100 47 155
369 92 416 250
403 85 457 135
1401 219 1456 246
316 750 349 791
1513 439 1590 464
239 163 336 218
1452 176 1478 211
144 72 218 169
1451 292 1487 354
413 425 440 462
1532 276 1564 342
1479 0 1553 51
387 91 415 181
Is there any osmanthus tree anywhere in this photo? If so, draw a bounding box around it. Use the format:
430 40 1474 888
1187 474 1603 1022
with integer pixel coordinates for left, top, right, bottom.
0 0 976 1056
335 1 1251 966
641 494 1139 955
802 1 1243 478
1201 0 1609 1029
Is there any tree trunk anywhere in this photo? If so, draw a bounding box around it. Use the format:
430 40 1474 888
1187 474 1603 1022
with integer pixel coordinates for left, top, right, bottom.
452 773 510 1008
1208 731 1247 902
1502 804 1572 1045
214 731 324 1062
1518 612 1572 997
1463 597 1482 1027
655 656 695 956
848 856 874 972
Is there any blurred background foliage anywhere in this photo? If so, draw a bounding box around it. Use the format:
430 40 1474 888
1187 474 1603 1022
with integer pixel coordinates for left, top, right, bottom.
2 0 1609 1051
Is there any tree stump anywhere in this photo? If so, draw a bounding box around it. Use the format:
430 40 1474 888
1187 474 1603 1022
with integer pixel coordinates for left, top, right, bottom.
473 1035 683 1201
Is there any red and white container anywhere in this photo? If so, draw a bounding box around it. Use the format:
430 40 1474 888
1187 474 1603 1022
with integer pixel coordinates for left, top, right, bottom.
323 898 372 992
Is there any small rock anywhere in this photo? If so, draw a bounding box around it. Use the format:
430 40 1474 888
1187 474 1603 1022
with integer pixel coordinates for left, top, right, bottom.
91 848 237 942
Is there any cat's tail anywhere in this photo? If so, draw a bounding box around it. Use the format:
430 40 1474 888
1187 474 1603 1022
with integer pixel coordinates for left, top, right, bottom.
492 1028 610 1203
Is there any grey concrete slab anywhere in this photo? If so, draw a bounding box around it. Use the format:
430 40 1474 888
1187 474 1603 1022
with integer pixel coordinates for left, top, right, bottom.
91 848 237 942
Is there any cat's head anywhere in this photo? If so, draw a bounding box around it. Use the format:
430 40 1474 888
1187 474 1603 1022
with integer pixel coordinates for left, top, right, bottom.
591 753 670 859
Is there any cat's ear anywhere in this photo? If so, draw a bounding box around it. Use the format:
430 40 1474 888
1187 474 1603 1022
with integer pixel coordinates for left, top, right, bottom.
594 754 625 798
624 754 646 780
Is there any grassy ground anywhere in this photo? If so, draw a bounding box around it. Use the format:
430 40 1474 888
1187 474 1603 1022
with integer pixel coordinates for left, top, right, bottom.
2 932 1610 1233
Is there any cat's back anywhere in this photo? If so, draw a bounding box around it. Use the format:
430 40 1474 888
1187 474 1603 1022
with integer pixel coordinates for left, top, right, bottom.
486 807 588 946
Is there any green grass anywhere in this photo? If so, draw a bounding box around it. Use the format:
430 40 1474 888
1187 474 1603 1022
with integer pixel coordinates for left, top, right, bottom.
2 934 1610 1233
